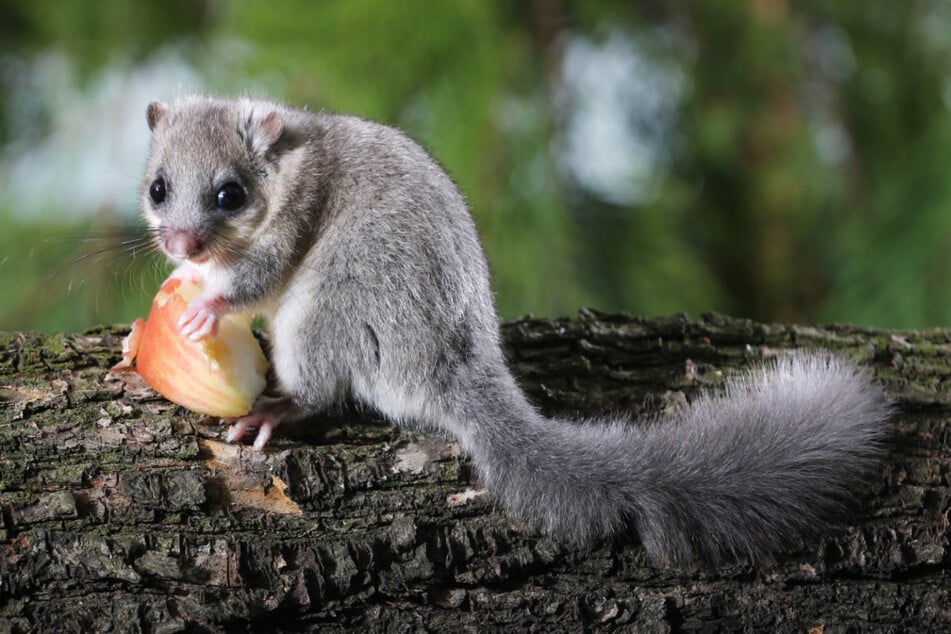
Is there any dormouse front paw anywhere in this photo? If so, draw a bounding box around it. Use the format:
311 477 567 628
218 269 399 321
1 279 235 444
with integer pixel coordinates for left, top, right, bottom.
178 294 227 341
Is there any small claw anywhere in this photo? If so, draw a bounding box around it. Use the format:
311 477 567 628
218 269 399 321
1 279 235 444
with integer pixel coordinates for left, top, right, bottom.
252 420 275 451
225 412 275 448
178 295 225 340
225 418 255 443
225 396 295 450
186 314 218 341
226 412 280 450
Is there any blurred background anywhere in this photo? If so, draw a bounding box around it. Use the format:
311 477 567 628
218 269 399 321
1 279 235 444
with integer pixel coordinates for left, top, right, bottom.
2 0 951 333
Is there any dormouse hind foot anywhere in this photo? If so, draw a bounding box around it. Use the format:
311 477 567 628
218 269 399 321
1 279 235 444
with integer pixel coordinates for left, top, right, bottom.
225 395 301 451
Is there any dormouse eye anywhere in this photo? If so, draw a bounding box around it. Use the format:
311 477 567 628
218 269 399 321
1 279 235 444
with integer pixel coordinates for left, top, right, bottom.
216 182 246 211
149 178 166 204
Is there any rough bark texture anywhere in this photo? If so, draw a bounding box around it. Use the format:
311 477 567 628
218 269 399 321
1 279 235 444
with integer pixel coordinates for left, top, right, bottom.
0 310 948 632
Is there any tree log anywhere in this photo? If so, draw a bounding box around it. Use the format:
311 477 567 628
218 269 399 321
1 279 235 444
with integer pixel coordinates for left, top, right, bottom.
0 311 948 632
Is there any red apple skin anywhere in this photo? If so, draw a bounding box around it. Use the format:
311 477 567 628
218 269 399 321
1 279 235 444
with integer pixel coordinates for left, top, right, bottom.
131 278 268 418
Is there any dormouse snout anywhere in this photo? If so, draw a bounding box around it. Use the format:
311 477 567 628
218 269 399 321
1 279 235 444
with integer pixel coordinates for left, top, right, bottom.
161 227 207 261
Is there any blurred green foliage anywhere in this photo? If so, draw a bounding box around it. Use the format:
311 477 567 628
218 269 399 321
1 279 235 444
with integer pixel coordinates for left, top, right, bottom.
1 0 951 332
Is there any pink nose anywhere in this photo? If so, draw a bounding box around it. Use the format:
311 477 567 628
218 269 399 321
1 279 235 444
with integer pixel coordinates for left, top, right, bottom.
164 230 203 259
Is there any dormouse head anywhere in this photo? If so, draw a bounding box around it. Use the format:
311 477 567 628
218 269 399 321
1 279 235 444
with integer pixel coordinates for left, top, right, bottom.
142 96 285 265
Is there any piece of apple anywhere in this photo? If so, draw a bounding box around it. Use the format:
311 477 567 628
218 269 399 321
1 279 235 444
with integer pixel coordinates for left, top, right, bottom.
113 278 268 417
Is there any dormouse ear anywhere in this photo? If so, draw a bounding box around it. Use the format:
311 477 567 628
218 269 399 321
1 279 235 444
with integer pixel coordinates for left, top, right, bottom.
248 110 284 156
146 101 169 131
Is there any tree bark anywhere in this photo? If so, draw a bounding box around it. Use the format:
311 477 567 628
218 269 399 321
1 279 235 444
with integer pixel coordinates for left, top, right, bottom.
0 310 947 632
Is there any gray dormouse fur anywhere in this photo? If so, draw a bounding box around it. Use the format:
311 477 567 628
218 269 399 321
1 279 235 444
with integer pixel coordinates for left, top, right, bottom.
141 96 891 567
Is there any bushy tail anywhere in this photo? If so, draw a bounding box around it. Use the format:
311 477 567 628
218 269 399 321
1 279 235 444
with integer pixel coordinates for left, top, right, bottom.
461 353 891 566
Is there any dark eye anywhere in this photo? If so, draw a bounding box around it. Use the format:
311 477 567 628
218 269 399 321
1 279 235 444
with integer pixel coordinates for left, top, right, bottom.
216 182 246 211
149 178 166 204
